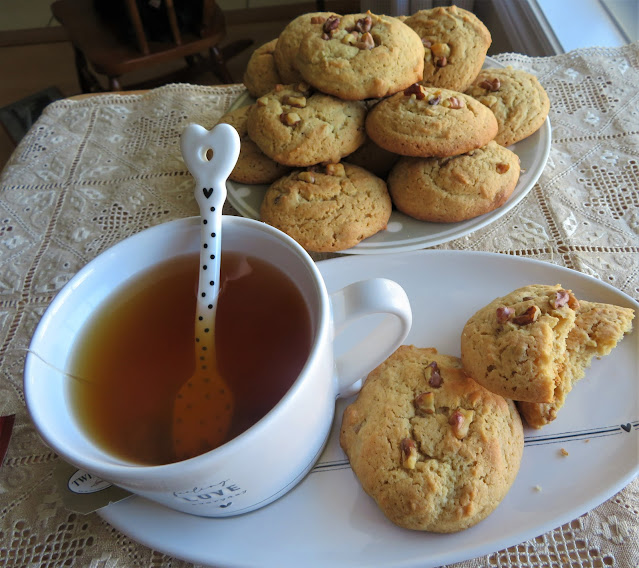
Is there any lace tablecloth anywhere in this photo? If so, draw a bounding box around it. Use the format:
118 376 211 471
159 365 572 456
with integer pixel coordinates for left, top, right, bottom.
1 43 638 567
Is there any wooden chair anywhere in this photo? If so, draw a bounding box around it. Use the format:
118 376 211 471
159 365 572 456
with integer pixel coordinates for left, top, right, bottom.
51 0 253 93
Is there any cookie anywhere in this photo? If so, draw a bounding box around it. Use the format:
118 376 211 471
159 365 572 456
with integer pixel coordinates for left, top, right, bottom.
216 105 290 185
404 6 491 92
387 141 520 222
260 162 391 252
344 137 399 179
295 12 425 100
242 39 282 98
273 12 340 84
365 84 498 157
247 83 367 167
518 300 634 428
340 346 524 532
465 67 550 146
461 284 580 403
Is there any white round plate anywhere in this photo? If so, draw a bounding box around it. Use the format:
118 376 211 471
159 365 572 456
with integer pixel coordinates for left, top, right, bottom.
226 57 551 254
100 250 638 568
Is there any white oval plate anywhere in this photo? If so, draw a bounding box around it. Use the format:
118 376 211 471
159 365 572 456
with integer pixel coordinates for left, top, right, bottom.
226 57 552 254
100 250 638 568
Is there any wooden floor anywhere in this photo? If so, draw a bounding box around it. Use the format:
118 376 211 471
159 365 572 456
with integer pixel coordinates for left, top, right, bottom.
0 19 288 172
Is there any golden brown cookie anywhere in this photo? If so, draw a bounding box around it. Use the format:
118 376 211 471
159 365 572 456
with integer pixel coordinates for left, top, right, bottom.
260 162 391 252
365 84 498 158
404 6 491 92
461 284 581 403
247 83 367 167
340 346 524 532
216 105 291 185
387 141 520 222
242 39 282 99
518 300 634 428
273 12 340 84
465 67 550 146
295 12 425 100
344 137 400 179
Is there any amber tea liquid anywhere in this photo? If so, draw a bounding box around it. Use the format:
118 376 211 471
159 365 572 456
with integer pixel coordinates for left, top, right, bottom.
68 252 312 465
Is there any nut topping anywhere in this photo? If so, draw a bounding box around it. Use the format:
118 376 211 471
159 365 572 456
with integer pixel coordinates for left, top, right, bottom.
297 171 315 183
325 163 345 176
256 96 269 107
496 163 510 173
431 42 450 58
355 15 372 33
551 289 571 309
323 15 340 34
414 391 435 414
404 83 426 100
400 438 418 469
280 112 301 126
427 94 441 105
496 306 515 323
283 95 307 108
434 56 447 67
479 77 501 91
422 38 432 48
512 305 541 325
425 361 442 387
443 96 465 109
449 409 474 439
310 15 326 24
356 31 375 50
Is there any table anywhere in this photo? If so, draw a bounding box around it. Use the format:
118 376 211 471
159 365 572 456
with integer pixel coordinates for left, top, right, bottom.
1 42 638 567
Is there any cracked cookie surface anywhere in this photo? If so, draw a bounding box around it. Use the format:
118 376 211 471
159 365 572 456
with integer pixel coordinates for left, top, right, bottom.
295 12 425 100
260 162 391 252
216 105 291 185
465 66 550 146
404 6 491 92
461 284 581 403
339 345 524 532
517 299 634 428
365 84 498 157
247 84 367 167
387 141 520 222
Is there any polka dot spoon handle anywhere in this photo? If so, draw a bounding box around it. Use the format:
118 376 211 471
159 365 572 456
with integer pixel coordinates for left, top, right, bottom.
173 123 241 461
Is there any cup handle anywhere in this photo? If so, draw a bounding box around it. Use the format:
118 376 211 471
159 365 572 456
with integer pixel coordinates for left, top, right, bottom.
331 278 412 398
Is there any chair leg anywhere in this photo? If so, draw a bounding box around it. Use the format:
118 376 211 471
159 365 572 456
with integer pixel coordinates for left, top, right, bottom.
73 46 102 93
209 46 234 84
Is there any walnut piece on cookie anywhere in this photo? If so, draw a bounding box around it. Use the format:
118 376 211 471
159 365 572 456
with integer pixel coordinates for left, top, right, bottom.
340 346 524 532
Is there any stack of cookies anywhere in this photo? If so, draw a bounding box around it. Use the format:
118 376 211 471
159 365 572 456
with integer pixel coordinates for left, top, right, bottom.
339 287 634 532
216 6 550 252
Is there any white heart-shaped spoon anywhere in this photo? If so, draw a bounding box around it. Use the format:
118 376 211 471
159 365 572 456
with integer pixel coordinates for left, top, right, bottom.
173 122 241 461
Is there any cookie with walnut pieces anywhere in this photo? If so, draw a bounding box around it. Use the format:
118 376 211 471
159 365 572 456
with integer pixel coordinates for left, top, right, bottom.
242 39 282 98
247 83 367 167
387 141 520 222
404 6 491 92
517 299 634 428
340 345 524 532
273 12 340 84
366 84 498 158
216 105 290 185
465 66 550 146
295 12 425 100
260 162 391 253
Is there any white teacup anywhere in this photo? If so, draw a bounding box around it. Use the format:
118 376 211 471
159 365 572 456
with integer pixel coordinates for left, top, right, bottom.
24 216 411 517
